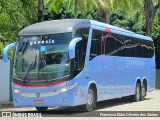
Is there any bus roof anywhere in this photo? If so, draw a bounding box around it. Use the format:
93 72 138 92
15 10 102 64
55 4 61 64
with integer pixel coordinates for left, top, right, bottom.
19 19 152 41
19 19 91 35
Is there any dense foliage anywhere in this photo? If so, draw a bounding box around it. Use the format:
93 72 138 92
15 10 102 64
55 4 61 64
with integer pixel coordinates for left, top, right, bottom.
0 0 37 59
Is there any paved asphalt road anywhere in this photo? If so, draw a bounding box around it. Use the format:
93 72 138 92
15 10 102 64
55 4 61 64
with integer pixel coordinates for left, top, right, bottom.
0 90 160 120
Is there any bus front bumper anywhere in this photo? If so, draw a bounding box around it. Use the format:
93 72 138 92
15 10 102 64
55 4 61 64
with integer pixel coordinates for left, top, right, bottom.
12 84 86 107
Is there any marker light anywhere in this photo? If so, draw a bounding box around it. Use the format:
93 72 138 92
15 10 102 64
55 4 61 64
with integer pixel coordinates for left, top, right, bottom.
104 28 112 33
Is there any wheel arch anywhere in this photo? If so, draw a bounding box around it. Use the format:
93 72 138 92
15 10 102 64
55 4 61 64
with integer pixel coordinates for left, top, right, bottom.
134 78 141 92
136 79 141 84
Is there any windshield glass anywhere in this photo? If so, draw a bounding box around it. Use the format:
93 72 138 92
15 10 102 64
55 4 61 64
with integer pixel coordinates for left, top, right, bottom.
13 33 72 82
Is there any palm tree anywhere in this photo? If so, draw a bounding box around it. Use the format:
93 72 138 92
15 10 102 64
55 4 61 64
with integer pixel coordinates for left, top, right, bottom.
44 0 117 22
45 0 86 18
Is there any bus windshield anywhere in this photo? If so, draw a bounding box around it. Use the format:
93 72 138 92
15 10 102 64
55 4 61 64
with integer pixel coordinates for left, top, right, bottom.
13 33 72 82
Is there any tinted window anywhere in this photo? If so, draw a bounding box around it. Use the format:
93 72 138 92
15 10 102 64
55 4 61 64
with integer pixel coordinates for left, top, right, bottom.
105 34 117 55
90 29 154 59
125 37 136 57
134 39 154 58
146 41 154 58
90 30 102 60
113 34 126 56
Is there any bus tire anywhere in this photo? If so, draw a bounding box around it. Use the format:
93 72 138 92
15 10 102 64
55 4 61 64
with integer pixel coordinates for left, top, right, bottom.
141 83 146 101
36 107 48 111
131 83 141 102
83 88 96 112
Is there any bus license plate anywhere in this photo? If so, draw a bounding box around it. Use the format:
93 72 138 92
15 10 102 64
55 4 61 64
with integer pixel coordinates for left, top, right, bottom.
34 100 44 104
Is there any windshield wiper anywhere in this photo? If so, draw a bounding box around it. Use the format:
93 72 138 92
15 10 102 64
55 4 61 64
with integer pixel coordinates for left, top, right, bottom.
22 55 37 85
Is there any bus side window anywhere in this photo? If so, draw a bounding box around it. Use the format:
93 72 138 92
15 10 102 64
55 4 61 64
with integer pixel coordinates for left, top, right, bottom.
105 33 126 57
134 39 154 58
135 39 144 58
75 41 83 71
125 37 136 57
105 33 116 56
147 41 154 58
90 29 102 60
114 34 126 57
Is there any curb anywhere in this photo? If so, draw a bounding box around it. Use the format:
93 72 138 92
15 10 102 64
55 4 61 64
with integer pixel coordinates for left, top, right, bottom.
0 102 13 109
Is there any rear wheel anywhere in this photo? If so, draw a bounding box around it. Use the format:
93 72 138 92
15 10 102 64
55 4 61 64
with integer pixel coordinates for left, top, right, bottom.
36 107 48 111
83 88 96 112
141 83 146 101
131 83 141 102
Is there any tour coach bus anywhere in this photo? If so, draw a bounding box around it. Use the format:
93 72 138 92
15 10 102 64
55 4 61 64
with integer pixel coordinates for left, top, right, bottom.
12 19 155 111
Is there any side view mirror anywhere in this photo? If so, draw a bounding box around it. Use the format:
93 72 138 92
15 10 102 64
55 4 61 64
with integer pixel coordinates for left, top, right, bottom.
69 37 82 59
3 42 16 62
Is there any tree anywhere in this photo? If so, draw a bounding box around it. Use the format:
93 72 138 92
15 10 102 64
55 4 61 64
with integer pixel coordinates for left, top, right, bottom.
43 6 99 21
144 0 160 36
45 0 87 18
100 0 160 37
45 0 142 23
38 0 44 22
0 0 37 59
98 0 143 23
111 10 145 34
152 9 160 68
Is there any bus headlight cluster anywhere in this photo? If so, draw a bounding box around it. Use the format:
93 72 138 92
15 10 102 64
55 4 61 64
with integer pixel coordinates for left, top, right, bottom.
12 88 23 94
57 88 68 93
57 82 77 93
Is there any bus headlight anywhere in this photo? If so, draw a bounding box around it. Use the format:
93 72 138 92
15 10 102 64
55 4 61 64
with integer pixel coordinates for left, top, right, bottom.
12 88 23 94
58 88 68 93
57 82 77 93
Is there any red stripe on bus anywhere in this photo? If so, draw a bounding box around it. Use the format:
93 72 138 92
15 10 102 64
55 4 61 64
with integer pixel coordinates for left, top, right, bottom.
13 81 67 88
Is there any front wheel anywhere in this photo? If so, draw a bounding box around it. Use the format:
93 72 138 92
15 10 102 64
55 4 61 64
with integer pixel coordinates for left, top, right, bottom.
36 107 48 111
83 88 96 112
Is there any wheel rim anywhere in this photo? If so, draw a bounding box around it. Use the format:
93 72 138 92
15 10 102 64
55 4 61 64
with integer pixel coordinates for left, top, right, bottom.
141 87 146 97
136 85 140 100
87 93 93 105
87 91 94 111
